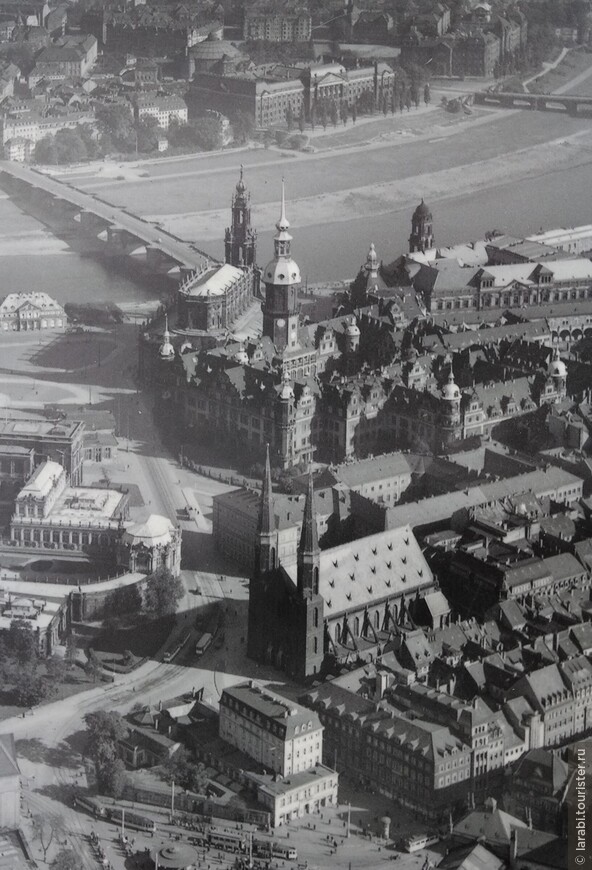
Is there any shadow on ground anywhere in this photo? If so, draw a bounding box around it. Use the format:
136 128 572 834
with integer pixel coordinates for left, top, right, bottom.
16 737 80 769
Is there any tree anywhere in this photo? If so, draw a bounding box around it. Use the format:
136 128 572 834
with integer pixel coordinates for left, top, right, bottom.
51 848 79 870
135 117 160 153
55 129 87 164
329 99 338 128
14 669 47 706
105 583 142 617
318 101 327 131
163 748 209 793
78 123 101 160
34 136 58 165
231 111 255 144
95 103 136 152
84 656 102 683
424 83 431 106
31 815 65 863
298 106 305 133
45 655 67 689
98 756 127 798
351 102 357 124
340 100 348 126
8 620 38 668
285 104 294 131
84 710 129 796
144 567 184 617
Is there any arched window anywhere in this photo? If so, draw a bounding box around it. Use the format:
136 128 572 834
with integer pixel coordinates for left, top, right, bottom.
313 607 319 628
314 637 318 654
374 611 380 629
335 624 341 644
354 616 360 636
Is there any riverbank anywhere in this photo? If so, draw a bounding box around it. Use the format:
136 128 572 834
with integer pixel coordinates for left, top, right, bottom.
154 128 592 244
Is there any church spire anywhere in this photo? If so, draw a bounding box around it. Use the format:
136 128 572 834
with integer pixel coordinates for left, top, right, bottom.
274 178 292 259
259 443 274 537
298 469 319 595
255 444 276 575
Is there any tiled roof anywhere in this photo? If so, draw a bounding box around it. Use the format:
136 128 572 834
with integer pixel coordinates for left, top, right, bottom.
285 524 433 615
222 683 322 739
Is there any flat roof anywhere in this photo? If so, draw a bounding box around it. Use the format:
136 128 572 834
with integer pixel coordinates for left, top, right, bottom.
248 763 336 797
50 485 125 521
0 418 82 439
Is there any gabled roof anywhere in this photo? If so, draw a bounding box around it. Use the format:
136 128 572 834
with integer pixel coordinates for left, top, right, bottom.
285 524 433 615
453 807 527 846
437 843 505 870
514 748 568 794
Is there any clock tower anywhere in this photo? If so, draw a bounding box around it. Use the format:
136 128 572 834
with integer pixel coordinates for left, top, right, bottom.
262 181 301 351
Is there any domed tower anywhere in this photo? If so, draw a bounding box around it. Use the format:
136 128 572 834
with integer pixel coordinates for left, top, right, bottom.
225 166 257 267
547 346 568 401
262 181 301 351
159 315 175 362
440 370 462 444
364 242 379 283
409 199 434 253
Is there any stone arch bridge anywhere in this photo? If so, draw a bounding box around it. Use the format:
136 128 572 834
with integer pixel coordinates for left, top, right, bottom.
0 160 218 281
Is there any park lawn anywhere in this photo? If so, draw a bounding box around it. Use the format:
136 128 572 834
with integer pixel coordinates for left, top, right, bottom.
533 47 592 94
93 614 174 659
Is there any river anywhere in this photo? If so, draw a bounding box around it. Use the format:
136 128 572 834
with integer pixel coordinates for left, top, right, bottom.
0 193 154 307
1 127 592 297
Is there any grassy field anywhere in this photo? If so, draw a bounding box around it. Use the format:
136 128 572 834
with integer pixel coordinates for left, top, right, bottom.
531 47 592 95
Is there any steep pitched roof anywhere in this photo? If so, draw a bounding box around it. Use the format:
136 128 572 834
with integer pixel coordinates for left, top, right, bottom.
286 524 432 616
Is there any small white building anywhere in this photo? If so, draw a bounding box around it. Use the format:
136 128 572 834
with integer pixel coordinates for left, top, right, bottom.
0 292 66 331
134 94 188 130
245 764 338 827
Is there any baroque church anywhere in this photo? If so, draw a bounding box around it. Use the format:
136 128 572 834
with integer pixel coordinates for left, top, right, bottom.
247 447 436 680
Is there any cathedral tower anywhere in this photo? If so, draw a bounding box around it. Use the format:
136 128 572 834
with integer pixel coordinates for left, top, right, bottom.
297 470 320 596
255 443 277 576
262 181 301 351
295 470 325 677
225 166 257 267
409 199 434 253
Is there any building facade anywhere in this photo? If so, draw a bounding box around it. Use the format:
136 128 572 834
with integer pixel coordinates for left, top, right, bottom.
219 682 323 775
0 292 66 331
243 7 312 42
10 461 128 558
0 417 84 484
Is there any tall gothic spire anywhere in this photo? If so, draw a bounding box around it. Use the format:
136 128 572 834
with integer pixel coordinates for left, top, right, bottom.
259 443 274 537
298 469 320 595
300 469 318 554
